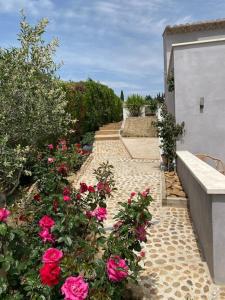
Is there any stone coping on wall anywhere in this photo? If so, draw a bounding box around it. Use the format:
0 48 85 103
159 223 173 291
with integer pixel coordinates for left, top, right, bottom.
177 151 225 194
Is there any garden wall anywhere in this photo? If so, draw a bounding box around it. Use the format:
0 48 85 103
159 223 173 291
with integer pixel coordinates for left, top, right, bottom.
121 117 157 137
177 151 225 284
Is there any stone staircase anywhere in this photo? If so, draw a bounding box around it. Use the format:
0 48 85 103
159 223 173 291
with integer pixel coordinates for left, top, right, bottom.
95 122 122 141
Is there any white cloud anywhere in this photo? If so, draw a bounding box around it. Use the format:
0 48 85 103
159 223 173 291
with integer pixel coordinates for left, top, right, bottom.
0 0 54 16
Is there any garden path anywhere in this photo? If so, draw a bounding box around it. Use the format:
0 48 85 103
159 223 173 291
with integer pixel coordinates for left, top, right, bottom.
73 139 225 299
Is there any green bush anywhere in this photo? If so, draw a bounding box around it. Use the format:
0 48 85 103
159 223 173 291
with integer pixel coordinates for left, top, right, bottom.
125 94 145 117
62 79 122 136
0 15 70 194
154 104 184 169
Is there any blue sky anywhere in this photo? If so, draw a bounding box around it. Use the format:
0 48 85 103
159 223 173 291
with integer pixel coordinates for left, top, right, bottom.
0 0 224 97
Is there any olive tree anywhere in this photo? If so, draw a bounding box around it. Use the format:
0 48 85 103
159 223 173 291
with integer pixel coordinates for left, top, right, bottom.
0 14 69 147
0 14 70 194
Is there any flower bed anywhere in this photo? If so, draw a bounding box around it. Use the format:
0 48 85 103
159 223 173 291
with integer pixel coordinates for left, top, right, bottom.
0 142 153 299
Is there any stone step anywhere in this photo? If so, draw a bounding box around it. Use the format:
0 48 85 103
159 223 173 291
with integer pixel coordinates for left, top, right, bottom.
100 122 122 130
162 196 188 208
95 130 120 135
95 134 120 141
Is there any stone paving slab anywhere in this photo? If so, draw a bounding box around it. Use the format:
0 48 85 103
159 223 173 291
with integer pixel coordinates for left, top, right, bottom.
122 137 160 160
73 139 225 300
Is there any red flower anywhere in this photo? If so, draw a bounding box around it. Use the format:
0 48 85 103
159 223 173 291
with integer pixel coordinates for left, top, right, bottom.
39 215 55 229
97 182 111 194
80 182 88 193
63 187 71 196
88 185 95 193
130 192 136 198
76 193 81 200
57 163 68 176
75 143 81 149
40 263 61 287
53 200 58 213
135 225 147 242
128 198 132 205
34 194 41 201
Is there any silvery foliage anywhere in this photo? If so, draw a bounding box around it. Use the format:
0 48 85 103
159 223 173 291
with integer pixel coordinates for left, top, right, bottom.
0 14 70 147
0 14 70 194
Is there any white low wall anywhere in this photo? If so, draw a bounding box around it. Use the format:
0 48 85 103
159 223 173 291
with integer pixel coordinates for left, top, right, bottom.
177 151 225 283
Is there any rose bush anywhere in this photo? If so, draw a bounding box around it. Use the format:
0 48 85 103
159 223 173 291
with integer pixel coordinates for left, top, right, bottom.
0 148 153 299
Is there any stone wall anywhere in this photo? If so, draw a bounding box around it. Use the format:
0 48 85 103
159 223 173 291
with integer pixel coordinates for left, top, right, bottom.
121 116 157 137
177 150 225 284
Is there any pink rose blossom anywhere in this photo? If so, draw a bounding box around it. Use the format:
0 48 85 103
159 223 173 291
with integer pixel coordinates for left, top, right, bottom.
0 208 10 222
39 215 55 229
61 276 89 300
39 228 55 243
63 195 71 202
94 207 107 221
48 144 54 150
135 225 147 242
130 192 136 198
48 157 55 164
106 256 129 282
128 198 132 205
141 188 150 198
42 248 63 264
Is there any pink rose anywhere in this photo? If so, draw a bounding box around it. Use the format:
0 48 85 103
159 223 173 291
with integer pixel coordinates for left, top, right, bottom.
39 228 55 243
141 188 150 198
94 207 107 221
106 256 128 282
135 225 147 242
48 157 55 164
61 276 89 300
0 208 10 222
57 139 68 151
80 183 88 193
39 215 55 229
42 248 63 264
127 198 131 205
48 144 54 150
130 192 136 198
63 195 71 202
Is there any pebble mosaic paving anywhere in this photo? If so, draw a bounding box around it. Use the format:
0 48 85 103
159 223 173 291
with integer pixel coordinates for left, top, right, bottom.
73 139 225 299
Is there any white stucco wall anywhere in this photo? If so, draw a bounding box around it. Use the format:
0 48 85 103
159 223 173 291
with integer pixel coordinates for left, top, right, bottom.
173 40 225 162
163 28 225 115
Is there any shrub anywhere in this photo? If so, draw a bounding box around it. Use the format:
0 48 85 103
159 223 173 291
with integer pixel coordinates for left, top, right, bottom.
0 155 153 299
154 104 184 169
145 96 158 115
125 94 145 117
0 15 70 194
0 15 69 148
62 80 122 137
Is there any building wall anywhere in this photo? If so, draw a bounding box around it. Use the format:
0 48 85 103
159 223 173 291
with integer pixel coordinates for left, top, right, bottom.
174 41 225 162
163 29 225 114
